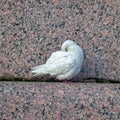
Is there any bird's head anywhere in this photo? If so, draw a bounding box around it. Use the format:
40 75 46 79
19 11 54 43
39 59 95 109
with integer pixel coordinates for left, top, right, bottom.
61 40 77 52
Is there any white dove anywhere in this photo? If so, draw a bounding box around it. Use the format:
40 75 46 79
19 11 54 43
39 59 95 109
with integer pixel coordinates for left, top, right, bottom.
30 40 84 80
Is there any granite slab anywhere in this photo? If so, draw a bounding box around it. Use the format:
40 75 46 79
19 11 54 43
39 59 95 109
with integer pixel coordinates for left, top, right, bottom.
0 82 120 120
0 0 120 81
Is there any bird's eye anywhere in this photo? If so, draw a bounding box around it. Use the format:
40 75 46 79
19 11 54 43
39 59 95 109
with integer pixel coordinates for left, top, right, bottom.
65 48 68 51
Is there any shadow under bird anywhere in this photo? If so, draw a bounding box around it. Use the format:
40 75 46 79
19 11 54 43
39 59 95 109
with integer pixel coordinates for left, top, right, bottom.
30 40 84 81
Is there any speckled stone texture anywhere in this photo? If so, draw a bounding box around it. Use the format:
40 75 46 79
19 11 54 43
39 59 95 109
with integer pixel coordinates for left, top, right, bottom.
1 82 120 119
0 0 120 81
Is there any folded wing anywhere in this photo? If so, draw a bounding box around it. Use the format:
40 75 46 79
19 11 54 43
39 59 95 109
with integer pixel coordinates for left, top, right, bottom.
44 51 76 76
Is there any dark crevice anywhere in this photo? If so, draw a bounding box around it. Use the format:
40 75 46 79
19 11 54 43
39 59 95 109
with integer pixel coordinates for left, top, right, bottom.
0 77 120 83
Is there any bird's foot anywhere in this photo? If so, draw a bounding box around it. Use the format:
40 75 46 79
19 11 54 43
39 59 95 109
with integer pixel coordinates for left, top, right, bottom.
63 80 73 84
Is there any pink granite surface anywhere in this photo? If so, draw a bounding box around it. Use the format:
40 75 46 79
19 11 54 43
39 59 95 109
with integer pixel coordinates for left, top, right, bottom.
1 82 120 119
0 0 120 81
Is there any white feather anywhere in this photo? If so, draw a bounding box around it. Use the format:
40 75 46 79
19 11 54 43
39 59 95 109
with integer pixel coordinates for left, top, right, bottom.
30 40 84 80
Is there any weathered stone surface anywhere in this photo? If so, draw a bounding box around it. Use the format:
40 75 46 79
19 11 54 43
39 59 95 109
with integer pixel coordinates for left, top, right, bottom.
1 82 120 120
0 0 120 81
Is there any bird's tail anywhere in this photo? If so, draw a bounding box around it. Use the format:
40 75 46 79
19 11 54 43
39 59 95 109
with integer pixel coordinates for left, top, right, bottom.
30 64 48 76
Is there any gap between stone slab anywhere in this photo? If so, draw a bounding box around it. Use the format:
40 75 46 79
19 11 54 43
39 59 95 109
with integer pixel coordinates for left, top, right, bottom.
0 76 120 83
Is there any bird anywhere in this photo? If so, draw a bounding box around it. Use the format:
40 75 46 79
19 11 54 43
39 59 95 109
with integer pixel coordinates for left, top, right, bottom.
30 40 84 81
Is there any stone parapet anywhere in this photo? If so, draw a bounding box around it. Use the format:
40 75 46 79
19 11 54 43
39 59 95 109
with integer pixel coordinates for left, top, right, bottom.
1 82 120 119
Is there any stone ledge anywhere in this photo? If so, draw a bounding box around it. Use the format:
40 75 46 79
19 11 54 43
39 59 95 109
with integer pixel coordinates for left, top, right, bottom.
1 82 120 119
1 0 120 81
